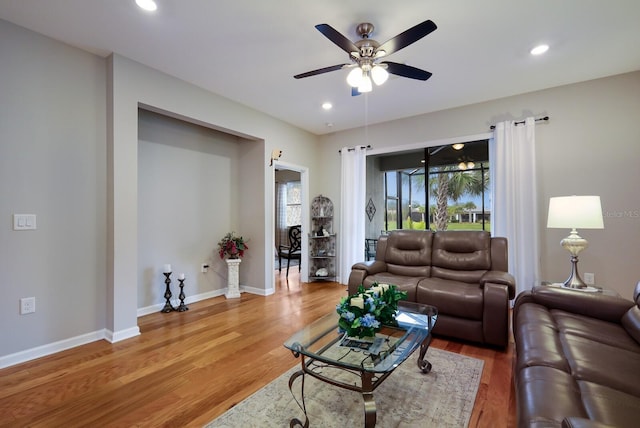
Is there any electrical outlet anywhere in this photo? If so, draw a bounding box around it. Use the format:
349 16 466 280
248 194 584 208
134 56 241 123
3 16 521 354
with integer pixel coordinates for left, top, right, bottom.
20 297 36 314
583 273 595 285
201 263 209 273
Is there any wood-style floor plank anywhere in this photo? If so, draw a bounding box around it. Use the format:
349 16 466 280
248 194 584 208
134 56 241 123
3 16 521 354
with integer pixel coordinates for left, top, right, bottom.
0 271 516 427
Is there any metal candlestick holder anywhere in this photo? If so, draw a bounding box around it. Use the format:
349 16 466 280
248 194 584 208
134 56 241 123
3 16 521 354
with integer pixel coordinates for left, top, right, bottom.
161 272 175 313
177 278 189 312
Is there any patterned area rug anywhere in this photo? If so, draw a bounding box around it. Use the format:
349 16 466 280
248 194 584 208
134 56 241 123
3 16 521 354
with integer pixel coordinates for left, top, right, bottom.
205 348 483 427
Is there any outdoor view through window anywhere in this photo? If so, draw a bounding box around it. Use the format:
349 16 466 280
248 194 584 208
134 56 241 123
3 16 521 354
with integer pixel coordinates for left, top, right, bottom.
382 140 490 232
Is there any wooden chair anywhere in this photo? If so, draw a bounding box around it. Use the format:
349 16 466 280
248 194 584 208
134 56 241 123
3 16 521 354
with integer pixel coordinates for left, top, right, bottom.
278 225 302 277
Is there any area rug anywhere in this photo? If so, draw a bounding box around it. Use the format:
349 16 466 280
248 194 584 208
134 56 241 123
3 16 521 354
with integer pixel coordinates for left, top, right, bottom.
205 348 483 427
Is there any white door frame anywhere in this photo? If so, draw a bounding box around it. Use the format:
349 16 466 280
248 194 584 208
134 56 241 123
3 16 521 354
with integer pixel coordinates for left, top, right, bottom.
269 160 309 284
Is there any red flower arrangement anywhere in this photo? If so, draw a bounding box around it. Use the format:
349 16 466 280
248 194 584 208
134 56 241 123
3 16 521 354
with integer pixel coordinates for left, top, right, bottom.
217 232 248 259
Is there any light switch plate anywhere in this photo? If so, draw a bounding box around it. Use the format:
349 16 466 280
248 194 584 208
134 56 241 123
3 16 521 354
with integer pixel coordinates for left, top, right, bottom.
13 214 37 230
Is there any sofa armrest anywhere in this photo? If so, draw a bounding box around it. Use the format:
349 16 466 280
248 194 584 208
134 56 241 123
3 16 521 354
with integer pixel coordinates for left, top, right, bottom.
480 270 516 299
514 286 634 323
562 417 618 428
351 260 387 276
483 282 510 347
347 261 388 294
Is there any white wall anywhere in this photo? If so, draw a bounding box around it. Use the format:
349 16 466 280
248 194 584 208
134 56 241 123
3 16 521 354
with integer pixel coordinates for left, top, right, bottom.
320 72 640 299
0 20 107 356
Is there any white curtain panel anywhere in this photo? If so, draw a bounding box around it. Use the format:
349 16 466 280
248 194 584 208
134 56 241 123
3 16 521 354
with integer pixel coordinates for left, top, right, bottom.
339 146 367 284
490 117 541 296
275 183 287 252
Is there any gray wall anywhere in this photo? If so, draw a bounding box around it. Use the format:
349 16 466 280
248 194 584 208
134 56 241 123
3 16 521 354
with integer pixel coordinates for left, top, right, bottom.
0 20 107 355
0 19 319 362
138 110 242 310
320 71 640 299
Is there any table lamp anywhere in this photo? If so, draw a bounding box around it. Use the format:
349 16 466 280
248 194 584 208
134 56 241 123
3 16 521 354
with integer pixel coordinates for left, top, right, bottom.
547 195 604 289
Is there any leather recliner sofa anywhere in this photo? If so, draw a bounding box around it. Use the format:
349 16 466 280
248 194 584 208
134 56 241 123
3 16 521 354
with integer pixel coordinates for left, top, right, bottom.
348 230 515 347
513 284 640 427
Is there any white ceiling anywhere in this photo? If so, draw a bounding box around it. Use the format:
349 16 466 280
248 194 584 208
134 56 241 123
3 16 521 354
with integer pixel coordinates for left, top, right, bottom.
1 0 639 135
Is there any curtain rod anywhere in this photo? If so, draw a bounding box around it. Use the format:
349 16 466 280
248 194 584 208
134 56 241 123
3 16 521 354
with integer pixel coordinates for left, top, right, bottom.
489 115 549 130
338 144 372 154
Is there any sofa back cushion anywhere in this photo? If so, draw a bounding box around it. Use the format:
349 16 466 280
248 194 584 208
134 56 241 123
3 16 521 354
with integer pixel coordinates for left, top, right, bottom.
384 230 432 277
431 231 491 283
622 281 640 344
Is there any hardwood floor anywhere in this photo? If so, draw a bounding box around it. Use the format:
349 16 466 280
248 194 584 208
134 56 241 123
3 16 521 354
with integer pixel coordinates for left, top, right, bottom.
0 271 516 427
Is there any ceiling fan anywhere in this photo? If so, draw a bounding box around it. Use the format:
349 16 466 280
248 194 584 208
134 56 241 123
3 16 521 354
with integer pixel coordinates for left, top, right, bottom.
294 20 437 93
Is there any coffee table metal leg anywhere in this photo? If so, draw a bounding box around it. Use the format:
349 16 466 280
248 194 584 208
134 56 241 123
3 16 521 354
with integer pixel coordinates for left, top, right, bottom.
362 371 377 427
417 334 433 373
288 368 310 428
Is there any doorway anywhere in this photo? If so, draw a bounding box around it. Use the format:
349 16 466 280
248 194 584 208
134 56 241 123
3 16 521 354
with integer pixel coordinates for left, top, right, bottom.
272 161 309 282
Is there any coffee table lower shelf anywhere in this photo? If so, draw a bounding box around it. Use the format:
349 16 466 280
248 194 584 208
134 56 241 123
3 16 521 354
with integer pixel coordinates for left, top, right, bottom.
287 331 433 427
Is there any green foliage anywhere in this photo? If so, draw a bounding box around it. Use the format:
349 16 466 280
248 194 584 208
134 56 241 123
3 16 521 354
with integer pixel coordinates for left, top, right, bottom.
336 283 408 338
217 232 248 259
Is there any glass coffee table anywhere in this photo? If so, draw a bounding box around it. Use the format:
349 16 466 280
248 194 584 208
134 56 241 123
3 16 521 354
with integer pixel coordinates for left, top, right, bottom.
283 301 438 427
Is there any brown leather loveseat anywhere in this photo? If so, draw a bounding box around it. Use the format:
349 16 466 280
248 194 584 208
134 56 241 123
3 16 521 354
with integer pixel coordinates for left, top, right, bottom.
513 284 640 427
348 230 515 347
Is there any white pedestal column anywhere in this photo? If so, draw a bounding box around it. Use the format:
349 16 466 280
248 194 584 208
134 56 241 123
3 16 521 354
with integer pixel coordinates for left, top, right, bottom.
225 258 242 299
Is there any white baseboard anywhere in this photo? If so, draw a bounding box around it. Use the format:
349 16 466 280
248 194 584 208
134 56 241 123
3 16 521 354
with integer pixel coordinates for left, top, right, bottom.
242 285 275 296
1 285 271 369
0 330 106 369
104 326 140 343
136 285 270 316
137 289 226 317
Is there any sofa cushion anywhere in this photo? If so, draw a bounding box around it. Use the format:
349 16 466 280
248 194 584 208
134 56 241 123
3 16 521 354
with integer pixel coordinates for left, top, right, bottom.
417 277 483 320
553 309 640 353
561 333 640 397
516 366 589 427
362 273 422 301
431 231 491 282
577 381 640 428
384 230 432 277
514 303 571 373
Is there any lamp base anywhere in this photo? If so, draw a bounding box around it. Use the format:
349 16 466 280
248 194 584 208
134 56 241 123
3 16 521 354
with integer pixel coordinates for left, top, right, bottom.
562 255 587 289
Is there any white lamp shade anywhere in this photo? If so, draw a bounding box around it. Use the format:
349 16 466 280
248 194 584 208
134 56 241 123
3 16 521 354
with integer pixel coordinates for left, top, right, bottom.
358 74 372 93
371 65 389 85
346 67 363 87
547 196 604 229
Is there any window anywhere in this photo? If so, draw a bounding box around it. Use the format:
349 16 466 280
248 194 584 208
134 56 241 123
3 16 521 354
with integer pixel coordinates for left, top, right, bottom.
382 140 490 232
286 181 301 226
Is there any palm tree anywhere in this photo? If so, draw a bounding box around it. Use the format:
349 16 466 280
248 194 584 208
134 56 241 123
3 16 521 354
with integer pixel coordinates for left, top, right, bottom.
429 166 488 231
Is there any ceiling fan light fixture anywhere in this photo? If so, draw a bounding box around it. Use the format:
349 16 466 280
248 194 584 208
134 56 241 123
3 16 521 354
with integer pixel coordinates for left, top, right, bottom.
467 161 475 169
371 65 389 85
358 73 372 93
530 44 549 56
452 143 464 150
135 0 157 12
346 67 363 87
458 162 468 170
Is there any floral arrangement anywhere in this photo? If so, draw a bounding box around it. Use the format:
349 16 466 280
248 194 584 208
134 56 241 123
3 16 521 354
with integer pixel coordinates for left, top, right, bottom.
336 283 407 339
217 232 248 259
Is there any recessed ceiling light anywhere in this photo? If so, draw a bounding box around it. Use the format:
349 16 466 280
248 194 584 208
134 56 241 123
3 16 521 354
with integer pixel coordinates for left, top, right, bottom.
530 44 549 56
322 102 333 110
136 0 157 12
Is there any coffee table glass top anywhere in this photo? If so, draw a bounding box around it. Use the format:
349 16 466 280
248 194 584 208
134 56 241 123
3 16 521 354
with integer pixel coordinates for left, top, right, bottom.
283 301 437 373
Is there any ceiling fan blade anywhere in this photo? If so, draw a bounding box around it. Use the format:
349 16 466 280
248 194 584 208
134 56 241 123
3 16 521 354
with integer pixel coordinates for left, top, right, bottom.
294 63 349 79
376 20 437 56
382 61 432 81
315 24 359 55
